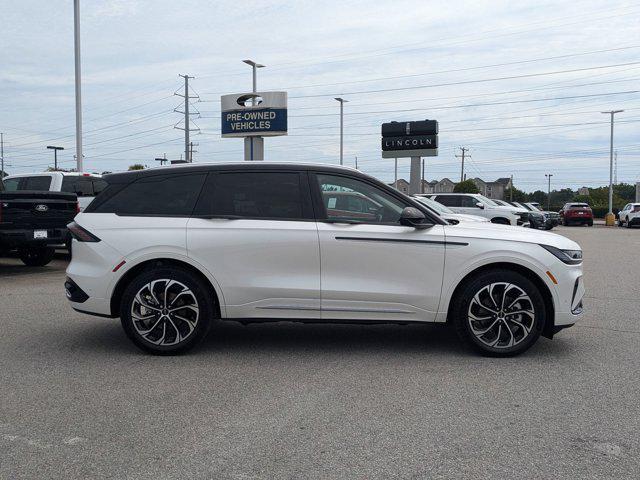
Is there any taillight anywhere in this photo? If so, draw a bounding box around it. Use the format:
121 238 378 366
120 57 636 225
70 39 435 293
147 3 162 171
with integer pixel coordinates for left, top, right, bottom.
67 221 100 242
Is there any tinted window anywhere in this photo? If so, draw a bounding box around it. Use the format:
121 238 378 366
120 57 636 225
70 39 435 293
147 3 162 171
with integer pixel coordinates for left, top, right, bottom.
92 179 108 195
62 176 94 196
194 172 308 220
436 195 461 207
93 173 206 216
461 196 480 208
4 176 52 191
316 174 406 224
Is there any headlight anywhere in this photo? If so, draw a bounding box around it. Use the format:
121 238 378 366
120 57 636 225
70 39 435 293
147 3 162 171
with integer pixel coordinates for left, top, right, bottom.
540 244 582 265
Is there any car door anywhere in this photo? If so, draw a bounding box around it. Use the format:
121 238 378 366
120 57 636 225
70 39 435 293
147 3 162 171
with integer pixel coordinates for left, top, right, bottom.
311 172 445 322
458 195 483 216
186 170 320 320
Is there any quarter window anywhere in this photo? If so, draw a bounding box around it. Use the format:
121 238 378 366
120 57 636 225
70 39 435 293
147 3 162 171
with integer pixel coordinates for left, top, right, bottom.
436 195 461 207
194 172 309 220
92 173 206 216
316 174 406 224
4 176 52 191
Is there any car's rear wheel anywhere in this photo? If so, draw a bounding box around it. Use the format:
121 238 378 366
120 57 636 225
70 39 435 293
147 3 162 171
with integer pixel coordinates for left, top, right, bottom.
18 246 55 266
587 220 593 227
451 269 546 357
625 217 631 228
120 267 214 355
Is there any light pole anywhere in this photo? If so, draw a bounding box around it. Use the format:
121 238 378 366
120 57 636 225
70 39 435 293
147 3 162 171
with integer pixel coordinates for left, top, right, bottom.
47 146 64 170
334 97 348 165
73 0 83 172
243 59 265 161
602 110 623 223
545 173 553 211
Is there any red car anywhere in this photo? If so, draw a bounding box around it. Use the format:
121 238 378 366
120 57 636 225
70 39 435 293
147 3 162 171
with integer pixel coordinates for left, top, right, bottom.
559 202 594 226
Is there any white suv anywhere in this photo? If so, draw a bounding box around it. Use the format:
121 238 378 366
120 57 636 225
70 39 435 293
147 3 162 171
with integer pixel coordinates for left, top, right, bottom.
428 193 529 226
65 163 584 356
2 172 107 211
618 203 640 228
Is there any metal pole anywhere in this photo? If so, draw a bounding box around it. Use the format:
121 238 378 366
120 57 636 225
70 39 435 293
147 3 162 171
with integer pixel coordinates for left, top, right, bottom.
510 174 513 202
546 174 553 210
409 156 421 195
602 110 623 216
1 133 4 176
184 76 190 162
339 101 343 165
394 158 397 188
421 158 425 193
73 0 83 172
54 149 58 170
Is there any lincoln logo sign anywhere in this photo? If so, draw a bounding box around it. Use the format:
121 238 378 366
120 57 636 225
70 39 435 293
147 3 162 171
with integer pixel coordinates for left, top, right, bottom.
221 91 288 137
381 120 439 158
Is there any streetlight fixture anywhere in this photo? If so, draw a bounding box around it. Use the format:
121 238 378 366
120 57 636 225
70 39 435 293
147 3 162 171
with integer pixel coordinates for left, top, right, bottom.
242 59 265 161
334 97 348 165
47 145 64 170
601 109 624 224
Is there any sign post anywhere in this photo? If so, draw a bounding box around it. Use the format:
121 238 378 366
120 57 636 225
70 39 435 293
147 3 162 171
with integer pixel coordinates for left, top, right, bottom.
382 120 438 194
221 91 288 160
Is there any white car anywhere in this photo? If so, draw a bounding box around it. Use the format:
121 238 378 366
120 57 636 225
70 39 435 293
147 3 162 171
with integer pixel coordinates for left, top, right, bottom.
413 195 489 224
65 163 584 357
2 172 107 211
428 193 529 226
618 203 640 228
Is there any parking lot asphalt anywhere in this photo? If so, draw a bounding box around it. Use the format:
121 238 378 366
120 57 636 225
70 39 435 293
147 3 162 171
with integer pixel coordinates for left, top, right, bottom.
1 226 639 479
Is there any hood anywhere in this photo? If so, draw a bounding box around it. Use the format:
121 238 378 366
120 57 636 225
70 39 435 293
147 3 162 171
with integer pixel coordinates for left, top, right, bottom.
493 204 528 214
444 221 581 250
443 213 489 223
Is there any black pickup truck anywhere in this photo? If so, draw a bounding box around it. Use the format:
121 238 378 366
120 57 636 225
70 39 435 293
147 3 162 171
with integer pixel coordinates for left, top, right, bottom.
0 180 78 266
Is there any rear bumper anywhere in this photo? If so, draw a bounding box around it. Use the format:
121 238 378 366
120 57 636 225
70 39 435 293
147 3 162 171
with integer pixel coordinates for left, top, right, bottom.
0 228 70 249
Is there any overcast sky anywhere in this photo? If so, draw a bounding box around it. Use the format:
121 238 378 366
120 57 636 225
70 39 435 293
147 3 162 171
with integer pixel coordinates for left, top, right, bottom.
1 0 638 191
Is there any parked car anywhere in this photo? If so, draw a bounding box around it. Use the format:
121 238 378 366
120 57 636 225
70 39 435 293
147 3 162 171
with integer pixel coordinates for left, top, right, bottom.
0 179 79 266
526 203 561 227
617 203 640 228
412 195 489 224
3 172 107 211
559 202 594 226
427 193 529 226
65 162 584 357
511 202 555 230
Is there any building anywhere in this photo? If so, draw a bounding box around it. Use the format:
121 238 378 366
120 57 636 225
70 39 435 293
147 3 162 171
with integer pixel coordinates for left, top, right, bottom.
434 178 456 193
578 187 590 196
390 179 410 194
390 176 513 200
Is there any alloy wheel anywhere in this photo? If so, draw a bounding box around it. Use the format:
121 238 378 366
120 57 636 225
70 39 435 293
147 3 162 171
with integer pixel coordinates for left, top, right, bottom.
467 282 535 349
130 279 199 346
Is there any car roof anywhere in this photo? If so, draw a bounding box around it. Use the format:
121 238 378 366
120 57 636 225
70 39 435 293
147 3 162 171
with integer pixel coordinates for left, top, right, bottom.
103 161 363 184
431 193 479 196
4 171 101 178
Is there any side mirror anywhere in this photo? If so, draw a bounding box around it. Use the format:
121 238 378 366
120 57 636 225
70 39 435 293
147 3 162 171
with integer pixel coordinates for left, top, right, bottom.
476 202 485 209
400 207 431 229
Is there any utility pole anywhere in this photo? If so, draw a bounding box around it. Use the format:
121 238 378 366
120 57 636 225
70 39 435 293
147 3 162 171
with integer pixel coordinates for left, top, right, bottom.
455 147 469 182
73 0 83 172
355 156 358 170
545 174 553 211
614 150 618 184
1 133 4 177
421 158 425 193
602 110 624 222
510 174 513 202
335 97 348 165
175 74 199 162
189 142 198 162
242 59 265 161
47 145 64 170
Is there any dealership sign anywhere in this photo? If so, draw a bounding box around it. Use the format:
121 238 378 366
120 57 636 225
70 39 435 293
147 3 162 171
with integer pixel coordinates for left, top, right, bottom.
221 91 288 137
381 120 438 158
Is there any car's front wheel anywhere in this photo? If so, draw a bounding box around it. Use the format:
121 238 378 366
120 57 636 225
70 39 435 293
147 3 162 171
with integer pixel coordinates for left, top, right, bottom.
120 266 214 355
451 269 546 357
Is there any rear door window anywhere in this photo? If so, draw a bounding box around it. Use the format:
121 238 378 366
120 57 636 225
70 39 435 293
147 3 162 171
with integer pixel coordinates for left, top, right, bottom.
436 195 462 207
92 173 206 216
62 176 94 196
4 176 52 191
194 171 312 220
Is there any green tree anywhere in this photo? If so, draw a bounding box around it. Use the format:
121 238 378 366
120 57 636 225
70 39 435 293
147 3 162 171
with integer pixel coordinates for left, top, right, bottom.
527 190 548 205
128 164 145 171
453 179 479 194
504 186 527 202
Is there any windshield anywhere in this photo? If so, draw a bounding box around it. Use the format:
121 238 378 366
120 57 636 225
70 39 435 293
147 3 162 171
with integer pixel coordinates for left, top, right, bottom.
476 194 499 207
515 202 533 211
526 203 543 211
414 196 454 214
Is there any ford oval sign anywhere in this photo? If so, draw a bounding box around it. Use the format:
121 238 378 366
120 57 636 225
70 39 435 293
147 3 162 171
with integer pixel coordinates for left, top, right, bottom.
34 204 49 212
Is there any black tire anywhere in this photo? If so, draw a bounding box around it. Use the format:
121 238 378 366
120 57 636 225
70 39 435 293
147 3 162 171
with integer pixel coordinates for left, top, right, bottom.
544 225 553 230
18 246 55 266
587 220 593 227
491 217 511 225
450 269 546 357
625 217 631 228
120 266 215 355
618 219 624 227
